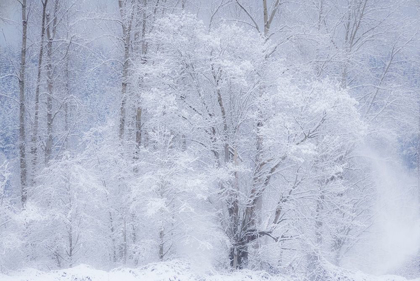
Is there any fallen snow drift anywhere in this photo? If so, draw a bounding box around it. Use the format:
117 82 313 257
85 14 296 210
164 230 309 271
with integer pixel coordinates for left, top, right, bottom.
0 260 418 281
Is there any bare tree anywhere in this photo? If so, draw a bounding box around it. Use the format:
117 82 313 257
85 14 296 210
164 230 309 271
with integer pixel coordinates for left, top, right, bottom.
18 0 28 208
118 0 135 140
31 0 49 179
44 0 59 165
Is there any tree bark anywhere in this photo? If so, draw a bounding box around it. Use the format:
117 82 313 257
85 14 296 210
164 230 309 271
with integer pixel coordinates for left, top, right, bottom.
230 245 248 269
123 216 127 264
19 0 28 208
135 107 142 149
118 0 135 140
159 224 164 260
227 0 282 268
64 50 70 151
31 0 48 179
133 0 148 151
45 0 59 165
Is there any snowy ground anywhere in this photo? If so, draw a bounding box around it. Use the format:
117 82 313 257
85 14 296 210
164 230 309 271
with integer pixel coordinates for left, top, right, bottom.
0 260 418 281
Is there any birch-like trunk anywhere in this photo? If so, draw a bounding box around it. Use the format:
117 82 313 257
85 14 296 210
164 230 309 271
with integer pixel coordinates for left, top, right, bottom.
118 0 134 140
19 0 28 208
123 216 127 264
31 0 48 180
133 0 148 151
45 1 59 165
64 20 71 151
64 52 70 150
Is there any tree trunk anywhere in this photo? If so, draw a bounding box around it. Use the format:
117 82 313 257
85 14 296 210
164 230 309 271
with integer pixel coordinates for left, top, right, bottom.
19 0 28 208
109 210 117 263
159 224 164 260
230 245 249 269
133 0 149 155
64 25 71 151
315 189 324 246
123 216 127 264
45 30 53 164
68 221 73 267
233 3 283 266
45 1 59 165
135 107 142 150
31 0 48 180
118 0 135 140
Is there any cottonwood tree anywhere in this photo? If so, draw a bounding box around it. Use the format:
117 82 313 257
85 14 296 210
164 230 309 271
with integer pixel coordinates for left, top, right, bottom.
251 74 366 272
225 0 286 267
239 0 418 272
147 13 366 270
146 15 262 267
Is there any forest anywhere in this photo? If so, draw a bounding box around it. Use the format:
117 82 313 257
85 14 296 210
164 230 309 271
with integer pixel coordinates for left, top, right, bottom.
0 0 420 280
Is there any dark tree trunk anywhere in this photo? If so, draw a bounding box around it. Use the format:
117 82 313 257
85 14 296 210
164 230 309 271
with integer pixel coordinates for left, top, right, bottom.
230 245 249 269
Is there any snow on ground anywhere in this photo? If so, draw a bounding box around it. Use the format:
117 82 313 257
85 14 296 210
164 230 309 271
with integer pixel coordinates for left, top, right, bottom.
0 260 418 281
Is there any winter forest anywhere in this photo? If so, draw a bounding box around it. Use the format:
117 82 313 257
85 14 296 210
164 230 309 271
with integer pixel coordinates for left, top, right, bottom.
0 0 420 280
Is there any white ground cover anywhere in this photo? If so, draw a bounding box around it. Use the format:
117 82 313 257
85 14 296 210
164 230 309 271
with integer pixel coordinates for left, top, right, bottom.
0 260 418 281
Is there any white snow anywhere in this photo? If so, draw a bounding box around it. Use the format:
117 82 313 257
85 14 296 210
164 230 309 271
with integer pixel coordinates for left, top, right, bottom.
1 260 419 281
